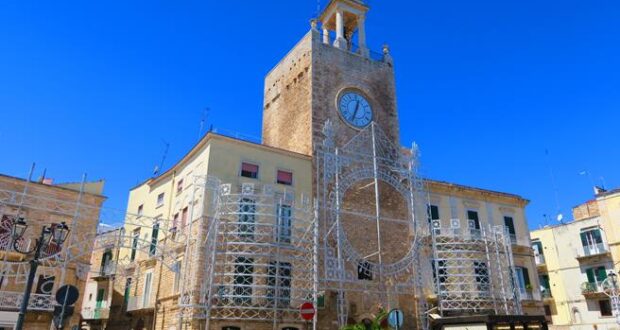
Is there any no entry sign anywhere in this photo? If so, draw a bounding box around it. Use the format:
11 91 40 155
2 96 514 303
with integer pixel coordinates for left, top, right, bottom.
299 302 315 320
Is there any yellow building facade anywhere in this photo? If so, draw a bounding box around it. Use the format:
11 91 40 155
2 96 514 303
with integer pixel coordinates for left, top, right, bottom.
531 188 620 329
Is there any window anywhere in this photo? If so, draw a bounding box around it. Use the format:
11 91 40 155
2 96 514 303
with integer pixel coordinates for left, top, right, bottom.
131 228 140 261
124 278 132 305
586 266 607 286
181 207 188 232
276 204 292 244
474 261 490 293
600 300 613 316
277 170 293 185
540 274 551 297
357 260 373 281
239 199 256 240
35 275 55 294
581 228 605 256
267 261 292 306
427 205 439 223
222 327 240 330
156 193 165 207
149 223 159 256
241 162 259 179
317 291 325 309
467 210 480 238
172 213 179 231
137 204 144 217
504 216 516 243
515 267 531 295
176 179 184 194
532 240 544 264
233 257 253 304
143 272 153 307
96 289 105 308
100 249 113 275
173 260 183 293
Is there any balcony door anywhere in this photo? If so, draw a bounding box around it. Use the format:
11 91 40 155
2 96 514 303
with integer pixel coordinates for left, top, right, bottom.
580 228 604 256
142 272 153 308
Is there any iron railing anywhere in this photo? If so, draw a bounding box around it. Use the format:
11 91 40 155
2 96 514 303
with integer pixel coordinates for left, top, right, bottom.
535 253 546 265
82 306 110 320
127 294 155 311
581 282 604 295
581 243 608 257
0 291 54 311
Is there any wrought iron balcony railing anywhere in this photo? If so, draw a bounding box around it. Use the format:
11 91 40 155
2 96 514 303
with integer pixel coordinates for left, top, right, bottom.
581 243 609 257
81 306 110 320
581 282 606 296
535 253 546 265
126 295 155 311
0 291 54 311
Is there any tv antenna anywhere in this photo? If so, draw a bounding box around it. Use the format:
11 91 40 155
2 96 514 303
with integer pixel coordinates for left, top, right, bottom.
198 107 210 140
153 140 170 177
545 149 563 223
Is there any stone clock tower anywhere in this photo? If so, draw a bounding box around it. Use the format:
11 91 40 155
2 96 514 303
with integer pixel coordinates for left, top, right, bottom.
262 0 399 155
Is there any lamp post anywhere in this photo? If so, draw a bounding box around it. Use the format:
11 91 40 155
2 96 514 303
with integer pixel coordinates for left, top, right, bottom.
11 217 70 330
602 271 620 325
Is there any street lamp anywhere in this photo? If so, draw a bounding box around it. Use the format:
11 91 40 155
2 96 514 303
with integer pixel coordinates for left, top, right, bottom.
602 270 620 325
11 218 70 330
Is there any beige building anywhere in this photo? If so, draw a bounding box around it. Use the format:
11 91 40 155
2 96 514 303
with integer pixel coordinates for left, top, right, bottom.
531 187 620 329
0 173 105 330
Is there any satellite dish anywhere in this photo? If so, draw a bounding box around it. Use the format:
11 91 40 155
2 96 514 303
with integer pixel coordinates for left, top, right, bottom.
557 213 564 222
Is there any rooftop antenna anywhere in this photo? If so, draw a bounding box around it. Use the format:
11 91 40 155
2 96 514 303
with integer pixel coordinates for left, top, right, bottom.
545 149 563 223
153 140 170 177
198 107 210 140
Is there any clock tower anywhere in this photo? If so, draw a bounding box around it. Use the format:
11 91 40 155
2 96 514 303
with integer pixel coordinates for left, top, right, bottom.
261 0 399 155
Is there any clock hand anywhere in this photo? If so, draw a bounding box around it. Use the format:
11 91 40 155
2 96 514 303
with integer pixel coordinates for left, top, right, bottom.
351 101 360 121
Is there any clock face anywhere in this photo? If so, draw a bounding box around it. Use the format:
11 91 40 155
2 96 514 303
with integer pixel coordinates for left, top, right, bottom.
338 91 373 129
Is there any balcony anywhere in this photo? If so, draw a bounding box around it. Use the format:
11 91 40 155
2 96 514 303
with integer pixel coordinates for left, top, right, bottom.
0 291 54 311
0 238 31 261
576 243 611 263
580 282 608 299
91 263 116 281
126 295 155 312
519 290 540 302
535 254 547 272
82 306 110 320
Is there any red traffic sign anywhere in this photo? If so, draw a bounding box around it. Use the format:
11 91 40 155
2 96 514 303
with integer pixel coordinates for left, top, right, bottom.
299 302 315 320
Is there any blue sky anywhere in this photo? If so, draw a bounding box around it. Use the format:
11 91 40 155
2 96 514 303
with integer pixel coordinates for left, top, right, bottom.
0 1 618 229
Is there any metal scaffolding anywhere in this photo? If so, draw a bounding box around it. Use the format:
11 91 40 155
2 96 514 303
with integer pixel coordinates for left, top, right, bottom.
429 219 522 316
315 121 429 329
177 176 317 329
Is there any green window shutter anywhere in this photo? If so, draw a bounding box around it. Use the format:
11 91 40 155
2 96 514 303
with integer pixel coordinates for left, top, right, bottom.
597 267 608 281
586 268 595 283
580 232 588 247
592 230 603 244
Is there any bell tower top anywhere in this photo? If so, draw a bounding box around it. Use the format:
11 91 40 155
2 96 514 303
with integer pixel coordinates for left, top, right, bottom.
319 0 370 57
